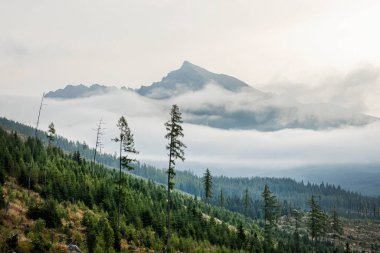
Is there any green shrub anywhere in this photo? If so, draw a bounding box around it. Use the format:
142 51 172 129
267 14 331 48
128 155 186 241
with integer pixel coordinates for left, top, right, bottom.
28 198 62 228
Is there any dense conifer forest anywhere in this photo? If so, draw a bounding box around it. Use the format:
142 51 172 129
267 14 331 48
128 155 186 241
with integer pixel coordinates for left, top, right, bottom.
0 116 379 252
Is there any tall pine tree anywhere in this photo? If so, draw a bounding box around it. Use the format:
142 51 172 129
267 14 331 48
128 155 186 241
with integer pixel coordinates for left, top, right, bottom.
46 122 56 146
308 195 327 244
164 104 186 252
262 184 278 253
45 122 56 187
202 168 213 204
243 187 251 215
113 116 138 229
219 189 225 208
331 207 343 243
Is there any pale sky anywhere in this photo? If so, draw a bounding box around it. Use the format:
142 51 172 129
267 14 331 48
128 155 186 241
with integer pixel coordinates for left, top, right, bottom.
1 0 380 96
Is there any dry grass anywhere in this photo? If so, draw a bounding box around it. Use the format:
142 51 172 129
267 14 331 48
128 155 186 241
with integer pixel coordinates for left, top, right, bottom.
0 178 90 252
1 179 42 247
342 218 380 252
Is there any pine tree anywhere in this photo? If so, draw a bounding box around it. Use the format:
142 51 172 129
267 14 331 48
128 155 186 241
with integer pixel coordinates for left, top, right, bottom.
261 184 278 253
164 104 186 252
72 150 82 164
293 209 302 252
331 207 343 243
46 122 56 146
202 168 213 203
45 122 56 187
219 189 225 208
237 223 246 247
113 116 138 229
308 195 327 243
243 188 251 215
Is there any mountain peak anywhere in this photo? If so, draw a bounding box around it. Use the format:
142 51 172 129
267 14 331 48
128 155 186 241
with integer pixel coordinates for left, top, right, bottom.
178 60 213 77
181 60 192 67
136 61 260 99
180 60 201 70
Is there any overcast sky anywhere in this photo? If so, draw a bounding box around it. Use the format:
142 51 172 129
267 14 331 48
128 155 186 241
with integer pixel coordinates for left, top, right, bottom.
1 0 380 96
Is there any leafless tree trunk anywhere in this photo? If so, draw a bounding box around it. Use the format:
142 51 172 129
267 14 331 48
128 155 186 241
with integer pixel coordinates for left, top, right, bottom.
91 118 105 175
28 92 45 197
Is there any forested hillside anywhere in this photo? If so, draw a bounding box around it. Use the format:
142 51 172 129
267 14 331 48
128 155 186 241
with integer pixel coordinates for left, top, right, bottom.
1 117 379 221
0 122 356 252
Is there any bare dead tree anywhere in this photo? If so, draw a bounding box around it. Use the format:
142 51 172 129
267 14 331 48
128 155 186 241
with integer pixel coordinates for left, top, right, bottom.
28 92 45 197
91 118 105 175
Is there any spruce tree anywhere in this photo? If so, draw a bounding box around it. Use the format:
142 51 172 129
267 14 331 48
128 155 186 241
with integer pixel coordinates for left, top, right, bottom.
331 207 343 243
293 209 302 252
237 223 246 247
243 188 251 215
45 122 56 187
308 195 327 243
46 122 56 146
202 168 213 203
261 184 278 253
164 104 186 252
219 189 225 208
113 116 138 229
73 150 82 164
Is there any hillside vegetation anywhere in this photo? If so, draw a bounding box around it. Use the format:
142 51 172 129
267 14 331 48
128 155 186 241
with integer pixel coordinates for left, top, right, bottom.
0 126 274 251
1 117 379 220
1 122 375 252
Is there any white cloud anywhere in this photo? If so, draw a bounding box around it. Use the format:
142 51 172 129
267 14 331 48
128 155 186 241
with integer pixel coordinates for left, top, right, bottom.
262 64 380 117
1 90 380 177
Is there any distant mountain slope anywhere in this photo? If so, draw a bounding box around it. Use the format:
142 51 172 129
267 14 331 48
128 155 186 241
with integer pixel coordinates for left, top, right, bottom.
136 61 264 99
1 116 379 213
45 84 115 99
277 165 380 197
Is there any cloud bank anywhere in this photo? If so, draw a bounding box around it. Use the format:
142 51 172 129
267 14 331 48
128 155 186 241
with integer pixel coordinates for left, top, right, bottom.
1 87 380 177
262 64 380 118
